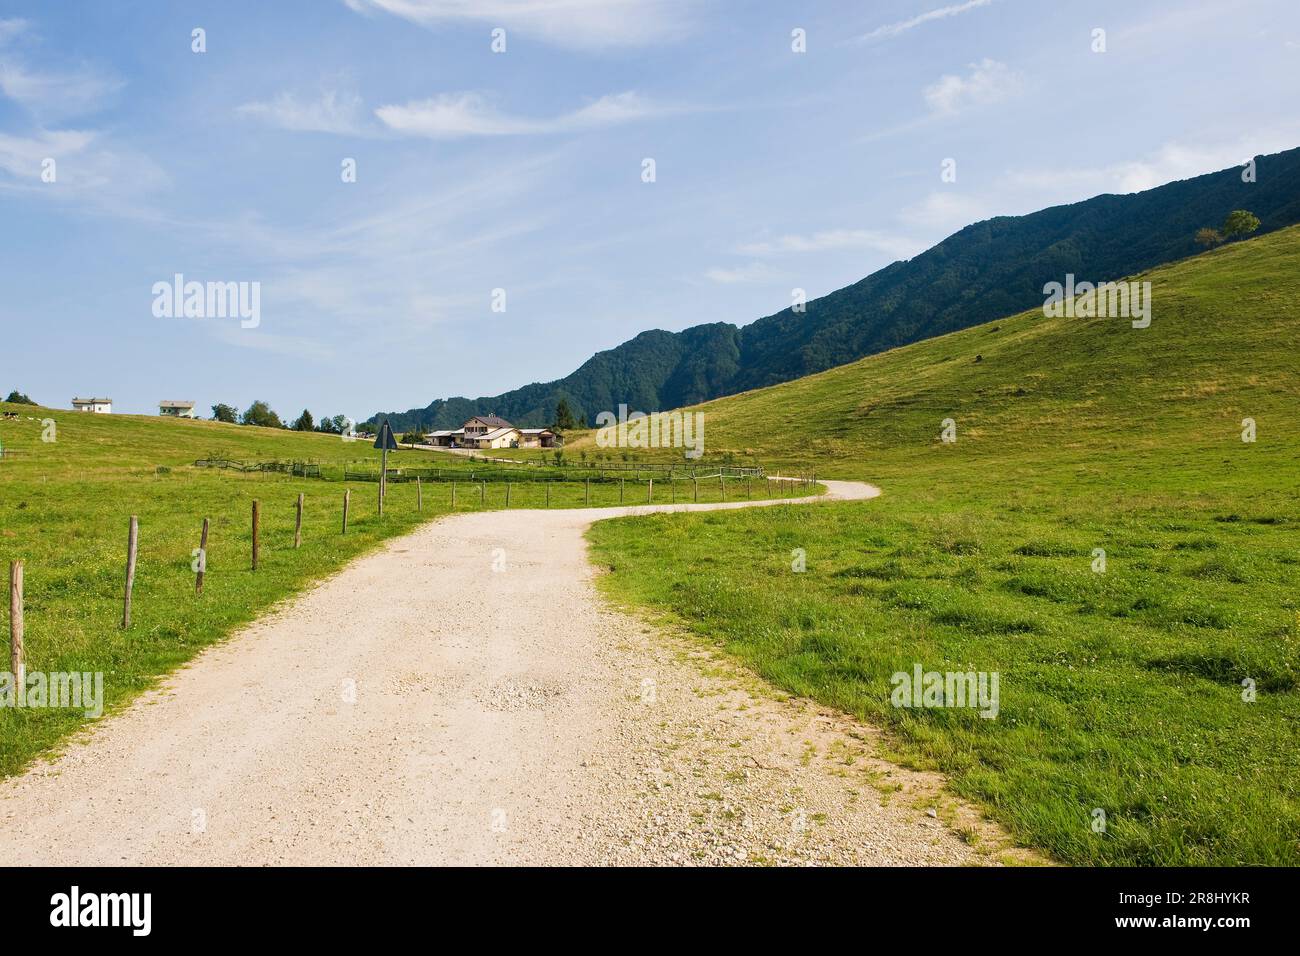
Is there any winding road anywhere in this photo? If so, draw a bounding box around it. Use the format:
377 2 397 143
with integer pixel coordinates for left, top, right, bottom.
0 480 1004 866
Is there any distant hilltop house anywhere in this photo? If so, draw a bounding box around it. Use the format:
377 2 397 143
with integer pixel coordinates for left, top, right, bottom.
71 397 112 413
427 414 558 450
159 400 197 418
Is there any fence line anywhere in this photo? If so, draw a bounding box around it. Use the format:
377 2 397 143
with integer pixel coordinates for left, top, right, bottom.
198 457 766 482
7 473 819 654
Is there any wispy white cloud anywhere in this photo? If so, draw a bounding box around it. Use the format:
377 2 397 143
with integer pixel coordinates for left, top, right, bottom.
0 127 169 215
923 58 1022 114
859 0 993 41
343 0 694 50
704 262 772 284
737 229 921 260
0 129 93 179
237 89 371 135
0 17 123 122
178 148 563 346
376 90 662 138
0 60 123 120
1007 129 1300 197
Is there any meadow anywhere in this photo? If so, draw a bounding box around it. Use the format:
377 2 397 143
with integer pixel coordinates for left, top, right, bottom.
0 410 789 776
587 227 1300 865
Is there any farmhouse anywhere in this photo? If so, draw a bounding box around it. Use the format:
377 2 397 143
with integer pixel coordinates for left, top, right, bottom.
159 400 197 418
427 414 558 449
71 397 112 413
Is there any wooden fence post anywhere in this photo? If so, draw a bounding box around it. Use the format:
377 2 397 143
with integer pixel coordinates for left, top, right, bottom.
122 515 138 628
671 479 676 504
342 489 350 534
747 477 752 499
545 482 550 508
720 475 726 501
766 477 771 497
506 483 512 508
294 493 304 548
451 481 457 509
648 477 653 503
693 477 699 502
9 559 23 687
585 478 590 506
416 477 422 512
251 501 260 570
619 478 624 503
196 518 209 594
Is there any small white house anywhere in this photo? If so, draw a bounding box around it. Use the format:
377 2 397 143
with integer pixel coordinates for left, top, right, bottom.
71 397 112 414
159 400 197 418
426 414 558 449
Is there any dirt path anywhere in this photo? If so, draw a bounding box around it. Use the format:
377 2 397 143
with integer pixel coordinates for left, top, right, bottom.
0 481 1011 866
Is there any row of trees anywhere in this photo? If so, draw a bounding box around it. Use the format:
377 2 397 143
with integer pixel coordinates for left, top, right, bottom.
211 402 354 434
4 390 37 405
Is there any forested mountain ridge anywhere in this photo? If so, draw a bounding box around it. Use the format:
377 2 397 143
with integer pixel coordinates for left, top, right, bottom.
369 147 1300 431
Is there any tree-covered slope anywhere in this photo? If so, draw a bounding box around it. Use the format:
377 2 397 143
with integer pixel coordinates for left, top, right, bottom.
370 147 1300 431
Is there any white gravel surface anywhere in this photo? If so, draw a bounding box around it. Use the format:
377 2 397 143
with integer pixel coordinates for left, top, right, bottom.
0 480 1022 865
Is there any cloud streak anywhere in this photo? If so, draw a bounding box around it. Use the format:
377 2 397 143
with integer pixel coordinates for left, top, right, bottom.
0 60 123 121
344 0 693 50
704 262 772 284
376 90 662 138
859 0 993 41
737 229 920 260
237 89 371 135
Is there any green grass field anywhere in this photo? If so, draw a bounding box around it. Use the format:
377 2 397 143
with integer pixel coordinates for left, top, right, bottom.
0 411 792 777
587 227 1300 865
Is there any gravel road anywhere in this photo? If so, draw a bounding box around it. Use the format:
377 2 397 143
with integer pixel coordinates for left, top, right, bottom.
0 480 1018 866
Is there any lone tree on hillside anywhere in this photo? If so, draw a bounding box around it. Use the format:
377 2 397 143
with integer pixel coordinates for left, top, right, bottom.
552 397 578 432
211 403 238 423
241 400 284 429
1222 209 1261 240
5 390 36 405
292 409 315 432
1195 209 1260 249
1194 227 1224 249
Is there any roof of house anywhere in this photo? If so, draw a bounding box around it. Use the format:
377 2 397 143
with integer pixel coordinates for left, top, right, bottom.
428 429 465 438
466 414 513 429
473 426 519 442
519 428 553 435
72 397 111 404
159 400 195 408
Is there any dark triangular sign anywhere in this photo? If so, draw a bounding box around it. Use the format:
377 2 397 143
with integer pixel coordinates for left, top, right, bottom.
374 420 399 450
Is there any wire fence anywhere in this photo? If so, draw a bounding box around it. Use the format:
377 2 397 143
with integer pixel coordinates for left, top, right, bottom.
195 458 772 484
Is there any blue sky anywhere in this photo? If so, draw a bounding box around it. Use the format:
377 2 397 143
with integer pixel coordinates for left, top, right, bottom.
2 0 1298 421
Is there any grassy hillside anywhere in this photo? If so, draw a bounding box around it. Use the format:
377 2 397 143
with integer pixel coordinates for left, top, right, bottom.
0 411 774 777
0 414 437 776
587 227 1300 865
